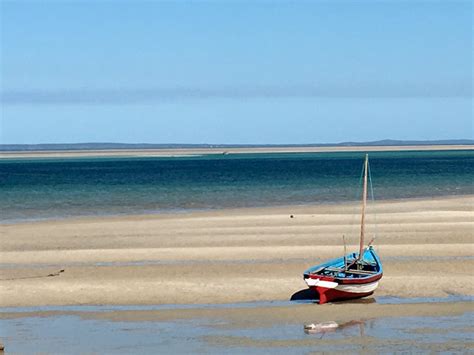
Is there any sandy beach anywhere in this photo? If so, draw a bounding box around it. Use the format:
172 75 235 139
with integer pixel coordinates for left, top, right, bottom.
1 195 473 307
1 193 473 353
1 144 473 159
3 0 473 350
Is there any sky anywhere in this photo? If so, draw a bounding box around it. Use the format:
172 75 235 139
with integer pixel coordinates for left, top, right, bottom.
0 0 472 144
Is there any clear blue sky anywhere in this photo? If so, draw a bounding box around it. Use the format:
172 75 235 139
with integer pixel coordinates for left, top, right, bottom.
1 0 472 144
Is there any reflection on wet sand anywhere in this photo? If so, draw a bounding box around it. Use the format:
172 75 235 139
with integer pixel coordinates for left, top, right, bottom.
305 319 368 334
304 321 339 334
0 307 471 353
304 318 370 345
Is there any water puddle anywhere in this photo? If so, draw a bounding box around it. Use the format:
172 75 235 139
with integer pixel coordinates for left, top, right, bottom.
1 294 472 314
0 300 293 314
376 294 473 304
0 310 471 353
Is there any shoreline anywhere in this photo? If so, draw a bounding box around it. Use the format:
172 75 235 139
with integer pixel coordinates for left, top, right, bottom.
2 193 473 226
1 299 471 323
1 144 473 159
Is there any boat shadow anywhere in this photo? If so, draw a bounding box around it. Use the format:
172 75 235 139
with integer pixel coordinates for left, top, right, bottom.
290 288 317 301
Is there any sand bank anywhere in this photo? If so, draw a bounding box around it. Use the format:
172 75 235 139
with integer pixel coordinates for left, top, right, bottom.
1 144 473 159
0 196 473 307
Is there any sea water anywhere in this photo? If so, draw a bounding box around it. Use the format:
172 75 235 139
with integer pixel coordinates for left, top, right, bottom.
1 150 472 223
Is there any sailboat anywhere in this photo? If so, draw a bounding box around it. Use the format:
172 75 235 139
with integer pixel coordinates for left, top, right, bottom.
303 154 383 304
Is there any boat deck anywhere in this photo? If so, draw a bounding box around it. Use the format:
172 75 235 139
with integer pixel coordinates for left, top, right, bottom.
324 266 378 276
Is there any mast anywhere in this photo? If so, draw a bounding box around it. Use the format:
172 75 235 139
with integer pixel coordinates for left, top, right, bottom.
358 154 369 260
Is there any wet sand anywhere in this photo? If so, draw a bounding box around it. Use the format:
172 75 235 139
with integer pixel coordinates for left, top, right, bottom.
1 195 473 307
1 144 473 159
3 299 469 325
0 301 472 353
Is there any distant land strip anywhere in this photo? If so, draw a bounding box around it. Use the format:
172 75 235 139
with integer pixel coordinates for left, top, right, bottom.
1 139 473 152
0 141 473 159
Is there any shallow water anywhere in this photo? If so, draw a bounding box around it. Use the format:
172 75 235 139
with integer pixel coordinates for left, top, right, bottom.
204 313 473 353
1 294 472 314
0 305 472 353
1 150 473 222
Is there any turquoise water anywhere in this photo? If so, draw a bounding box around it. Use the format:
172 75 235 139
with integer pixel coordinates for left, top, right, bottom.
1 150 472 222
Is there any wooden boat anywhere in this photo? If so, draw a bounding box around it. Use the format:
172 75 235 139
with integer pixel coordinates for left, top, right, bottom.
303 154 383 304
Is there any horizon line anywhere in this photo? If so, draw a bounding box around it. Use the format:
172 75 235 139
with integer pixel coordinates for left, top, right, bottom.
1 139 473 149
2 85 472 105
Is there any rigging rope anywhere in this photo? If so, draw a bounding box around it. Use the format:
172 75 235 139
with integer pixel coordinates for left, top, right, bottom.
367 159 378 243
348 160 366 248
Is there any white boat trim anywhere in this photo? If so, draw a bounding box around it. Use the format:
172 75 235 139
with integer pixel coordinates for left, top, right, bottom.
305 278 379 294
335 281 379 294
304 278 338 288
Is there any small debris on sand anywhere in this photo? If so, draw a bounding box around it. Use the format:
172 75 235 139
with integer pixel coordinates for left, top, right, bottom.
47 269 65 277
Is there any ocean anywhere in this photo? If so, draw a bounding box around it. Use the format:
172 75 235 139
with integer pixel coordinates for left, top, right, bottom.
1 150 472 223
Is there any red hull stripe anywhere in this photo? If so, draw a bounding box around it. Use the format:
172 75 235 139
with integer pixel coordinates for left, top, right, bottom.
312 286 374 304
337 273 383 284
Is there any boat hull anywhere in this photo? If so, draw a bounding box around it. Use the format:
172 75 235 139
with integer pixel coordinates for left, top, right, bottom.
308 280 380 304
303 247 383 304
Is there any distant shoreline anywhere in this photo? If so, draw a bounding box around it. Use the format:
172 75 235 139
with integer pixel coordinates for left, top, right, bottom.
1 144 473 159
2 193 473 225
